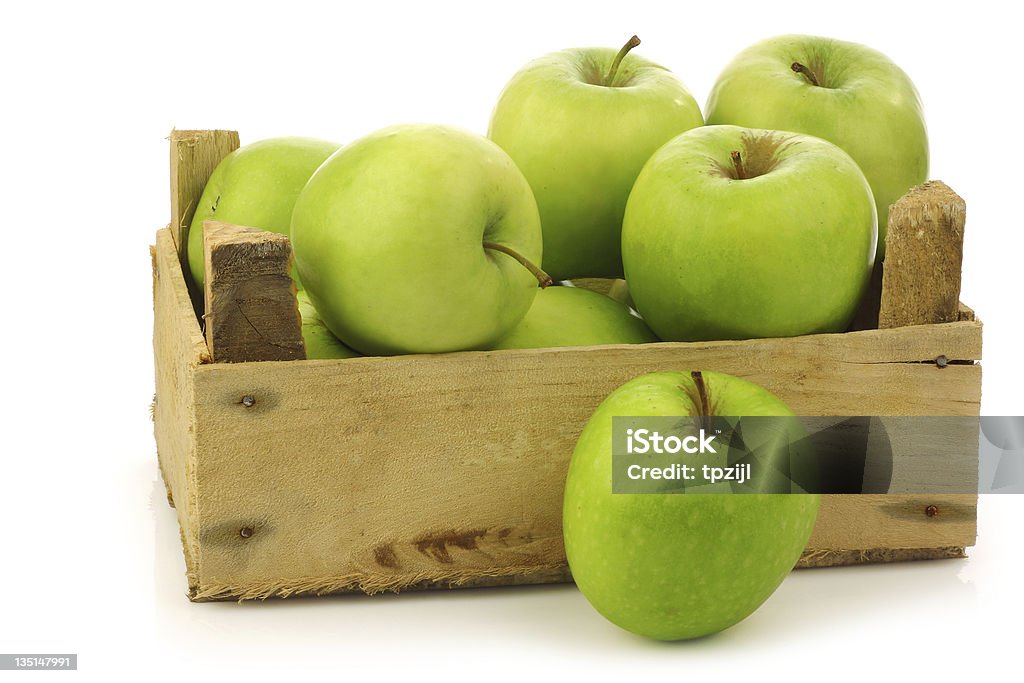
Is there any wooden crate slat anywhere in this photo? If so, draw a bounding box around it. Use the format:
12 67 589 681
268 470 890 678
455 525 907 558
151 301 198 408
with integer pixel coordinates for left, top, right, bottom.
202 221 305 363
169 129 240 316
181 308 980 599
169 129 240 259
879 180 966 328
152 228 210 593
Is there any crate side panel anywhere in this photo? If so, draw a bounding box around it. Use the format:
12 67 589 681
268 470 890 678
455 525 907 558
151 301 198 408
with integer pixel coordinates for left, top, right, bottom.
153 227 209 589
188 330 980 599
810 494 977 550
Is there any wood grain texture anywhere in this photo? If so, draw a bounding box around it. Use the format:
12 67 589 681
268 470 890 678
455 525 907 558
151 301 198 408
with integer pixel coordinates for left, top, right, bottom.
170 129 240 316
181 320 980 600
202 221 305 363
152 227 210 594
569 278 617 295
798 545 967 568
879 181 966 328
810 494 977 549
169 130 239 259
571 278 634 308
186 544 970 601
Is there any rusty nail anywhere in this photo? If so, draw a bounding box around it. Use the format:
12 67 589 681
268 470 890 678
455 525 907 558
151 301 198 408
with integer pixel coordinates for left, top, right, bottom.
935 355 949 368
241 395 256 407
240 527 254 538
925 505 939 518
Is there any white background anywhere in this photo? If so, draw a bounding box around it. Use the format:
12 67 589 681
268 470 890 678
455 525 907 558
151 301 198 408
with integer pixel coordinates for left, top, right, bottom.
1 0 1022 679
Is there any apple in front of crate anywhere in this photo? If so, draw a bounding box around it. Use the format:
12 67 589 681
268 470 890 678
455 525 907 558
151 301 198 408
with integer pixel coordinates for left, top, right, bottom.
291 124 546 356
705 35 927 258
489 36 704 279
563 370 820 640
187 137 340 290
490 286 657 349
622 125 876 342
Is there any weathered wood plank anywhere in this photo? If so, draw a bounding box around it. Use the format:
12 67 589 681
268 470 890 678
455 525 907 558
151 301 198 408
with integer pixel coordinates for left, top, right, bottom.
809 495 976 551
169 130 239 260
154 228 208 362
183 324 980 599
170 129 240 317
570 278 634 309
879 181 966 328
202 221 305 363
152 227 210 593
569 278 617 295
798 545 966 568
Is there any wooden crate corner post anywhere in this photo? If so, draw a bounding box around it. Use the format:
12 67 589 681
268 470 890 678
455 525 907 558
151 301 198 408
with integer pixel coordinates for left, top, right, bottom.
879 181 967 328
169 129 241 312
202 221 306 363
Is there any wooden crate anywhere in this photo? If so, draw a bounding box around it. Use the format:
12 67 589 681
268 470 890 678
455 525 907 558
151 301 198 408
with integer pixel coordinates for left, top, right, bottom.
154 130 982 601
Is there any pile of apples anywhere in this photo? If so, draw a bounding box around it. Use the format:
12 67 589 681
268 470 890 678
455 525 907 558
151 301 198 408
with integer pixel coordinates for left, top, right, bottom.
187 33 927 359
185 34 929 641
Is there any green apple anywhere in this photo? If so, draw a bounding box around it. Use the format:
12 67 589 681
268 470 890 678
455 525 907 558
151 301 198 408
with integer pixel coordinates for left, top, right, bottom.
187 137 340 291
296 290 360 360
290 124 547 356
490 286 657 350
563 370 820 640
705 35 927 258
622 125 876 341
489 36 704 279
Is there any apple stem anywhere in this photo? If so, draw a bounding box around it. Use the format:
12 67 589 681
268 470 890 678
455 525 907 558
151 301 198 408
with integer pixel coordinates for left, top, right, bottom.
730 150 747 180
605 35 641 85
483 240 553 288
691 371 713 433
790 61 820 87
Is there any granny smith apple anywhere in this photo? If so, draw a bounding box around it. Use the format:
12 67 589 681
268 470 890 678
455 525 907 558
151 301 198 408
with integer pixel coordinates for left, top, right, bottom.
563 370 820 640
187 137 340 290
490 286 657 350
291 124 547 356
489 36 704 279
296 290 360 359
705 35 927 258
622 125 876 341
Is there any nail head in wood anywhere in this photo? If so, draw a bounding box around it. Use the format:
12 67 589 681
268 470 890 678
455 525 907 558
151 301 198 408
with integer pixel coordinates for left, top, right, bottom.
925 505 939 518
240 526 254 538
935 355 949 368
